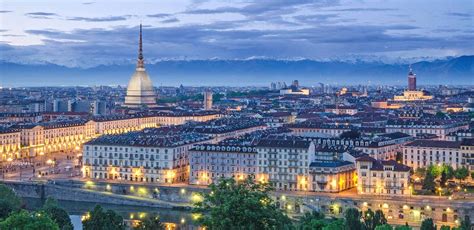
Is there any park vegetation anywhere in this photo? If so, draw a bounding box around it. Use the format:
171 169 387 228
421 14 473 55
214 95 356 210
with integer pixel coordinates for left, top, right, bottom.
191 177 473 230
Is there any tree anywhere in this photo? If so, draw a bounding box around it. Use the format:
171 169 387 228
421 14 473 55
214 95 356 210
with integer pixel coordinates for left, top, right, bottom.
440 171 448 188
422 170 436 192
454 167 469 184
82 205 125 230
471 171 474 180
427 165 442 178
375 224 393 230
133 214 164 230
458 215 471 230
440 225 451 230
414 168 426 178
420 218 436 230
0 184 22 219
344 208 363 230
442 165 454 179
323 219 346 230
0 210 59 230
299 211 326 230
0 200 16 221
42 197 73 230
0 185 22 221
363 209 376 230
193 177 291 229
394 226 412 230
374 210 387 227
363 209 386 230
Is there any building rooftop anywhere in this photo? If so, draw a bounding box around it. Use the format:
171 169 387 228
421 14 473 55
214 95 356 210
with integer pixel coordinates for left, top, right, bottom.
357 156 411 172
0 127 20 134
460 138 474 146
184 118 265 134
191 144 257 153
309 160 353 168
256 136 311 149
404 140 461 149
85 127 211 148
287 121 353 129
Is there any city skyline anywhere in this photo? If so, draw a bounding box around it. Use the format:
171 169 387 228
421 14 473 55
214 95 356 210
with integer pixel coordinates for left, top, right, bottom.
0 1 474 229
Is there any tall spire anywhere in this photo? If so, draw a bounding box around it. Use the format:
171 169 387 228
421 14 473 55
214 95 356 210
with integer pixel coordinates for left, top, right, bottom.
137 23 145 69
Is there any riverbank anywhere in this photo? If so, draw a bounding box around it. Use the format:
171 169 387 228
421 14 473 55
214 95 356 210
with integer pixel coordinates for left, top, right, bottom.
23 197 197 230
4 179 474 229
4 180 194 210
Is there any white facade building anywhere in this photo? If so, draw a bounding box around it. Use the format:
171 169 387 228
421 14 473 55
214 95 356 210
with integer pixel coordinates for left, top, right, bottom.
356 155 411 196
82 130 211 183
403 140 463 170
256 139 315 191
189 144 257 185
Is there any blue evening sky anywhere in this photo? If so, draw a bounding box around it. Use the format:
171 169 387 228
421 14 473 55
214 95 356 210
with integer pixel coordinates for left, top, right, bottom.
0 0 473 67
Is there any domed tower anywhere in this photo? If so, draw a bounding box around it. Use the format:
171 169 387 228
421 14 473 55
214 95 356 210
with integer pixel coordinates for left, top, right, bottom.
124 24 157 108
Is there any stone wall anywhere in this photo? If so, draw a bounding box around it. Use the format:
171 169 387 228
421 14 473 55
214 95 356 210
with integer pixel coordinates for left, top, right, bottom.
2 180 192 209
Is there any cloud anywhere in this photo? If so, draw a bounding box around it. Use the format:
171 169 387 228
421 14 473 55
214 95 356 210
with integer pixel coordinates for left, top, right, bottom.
447 12 471 17
185 7 240 14
0 10 12 13
9 18 471 68
326 8 396 12
1 34 25 37
446 12 472 20
3 0 472 68
147 13 172 18
293 14 339 23
184 0 337 16
67 15 131 22
25 12 59 19
82 2 95 5
161 18 179 23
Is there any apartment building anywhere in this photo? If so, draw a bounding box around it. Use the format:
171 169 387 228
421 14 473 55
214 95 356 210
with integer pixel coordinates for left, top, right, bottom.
0 127 21 161
461 138 474 171
256 138 315 191
403 140 463 170
309 160 356 192
287 121 353 137
82 129 212 183
356 155 411 196
189 144 257 185
386 119 469 140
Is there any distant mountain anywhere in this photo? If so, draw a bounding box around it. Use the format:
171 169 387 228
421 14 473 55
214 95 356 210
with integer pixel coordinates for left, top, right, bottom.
0 56 472 87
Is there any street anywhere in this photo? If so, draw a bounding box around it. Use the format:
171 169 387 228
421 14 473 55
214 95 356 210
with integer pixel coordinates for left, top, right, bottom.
0 151 82 181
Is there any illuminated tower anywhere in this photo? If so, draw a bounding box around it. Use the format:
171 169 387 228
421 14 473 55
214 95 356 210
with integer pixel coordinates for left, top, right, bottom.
204 90 213 110
408 65 416 91
124 24 157 108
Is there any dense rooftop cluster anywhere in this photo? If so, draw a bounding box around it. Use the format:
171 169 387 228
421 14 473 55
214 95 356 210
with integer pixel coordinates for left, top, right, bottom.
183 118 265 134
85 129 211 147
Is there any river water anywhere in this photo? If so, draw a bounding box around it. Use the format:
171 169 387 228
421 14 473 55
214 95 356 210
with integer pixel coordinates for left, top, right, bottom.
24 198 197 230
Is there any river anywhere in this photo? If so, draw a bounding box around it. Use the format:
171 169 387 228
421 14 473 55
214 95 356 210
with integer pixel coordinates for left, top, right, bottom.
24 198 198 230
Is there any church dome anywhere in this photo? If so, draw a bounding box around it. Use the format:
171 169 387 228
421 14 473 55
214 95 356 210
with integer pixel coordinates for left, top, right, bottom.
124 24 157 108
126 69 155 96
